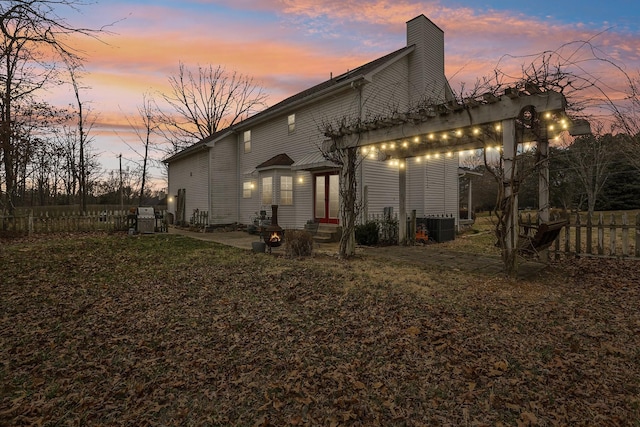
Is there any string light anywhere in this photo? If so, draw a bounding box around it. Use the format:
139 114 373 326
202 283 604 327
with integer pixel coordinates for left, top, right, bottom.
365 118 570 162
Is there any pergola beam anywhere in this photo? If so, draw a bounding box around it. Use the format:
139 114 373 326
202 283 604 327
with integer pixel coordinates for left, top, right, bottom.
329 91 567 150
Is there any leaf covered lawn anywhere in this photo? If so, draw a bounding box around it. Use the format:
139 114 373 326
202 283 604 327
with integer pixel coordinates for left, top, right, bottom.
1 233 639 426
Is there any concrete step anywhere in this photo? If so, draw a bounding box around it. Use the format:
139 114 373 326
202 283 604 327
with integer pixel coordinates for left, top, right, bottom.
313 223 341 243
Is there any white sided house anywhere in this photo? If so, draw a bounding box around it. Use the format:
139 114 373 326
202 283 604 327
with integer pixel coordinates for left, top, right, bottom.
165 15 460 231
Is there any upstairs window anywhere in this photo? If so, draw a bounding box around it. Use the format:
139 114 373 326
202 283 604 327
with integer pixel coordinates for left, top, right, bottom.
280 176 293 205
261 177 272 205
243 130 251 153
288 114 296 134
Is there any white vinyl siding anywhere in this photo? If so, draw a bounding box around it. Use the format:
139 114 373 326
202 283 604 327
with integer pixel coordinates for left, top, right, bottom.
407 155 459 221
210 135 238 224
361 56 410 114
361 158 399 218
167 150 209 223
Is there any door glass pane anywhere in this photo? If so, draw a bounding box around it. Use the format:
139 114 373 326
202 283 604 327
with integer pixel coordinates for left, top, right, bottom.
315 176 325 218
329 174 339 219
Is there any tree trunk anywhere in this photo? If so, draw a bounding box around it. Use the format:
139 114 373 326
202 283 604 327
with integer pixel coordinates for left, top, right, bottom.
338 147 358 258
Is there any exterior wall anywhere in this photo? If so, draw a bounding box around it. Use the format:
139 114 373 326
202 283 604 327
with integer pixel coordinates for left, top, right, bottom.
406 154 459 220
361 56 411 115
210 135 238 224
237 86 363 229
167 149 210 223
361 158 399 218
168 15 460 231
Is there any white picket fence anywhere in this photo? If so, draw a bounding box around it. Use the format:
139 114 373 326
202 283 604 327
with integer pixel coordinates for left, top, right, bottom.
0 210 133 236
520 212 640 259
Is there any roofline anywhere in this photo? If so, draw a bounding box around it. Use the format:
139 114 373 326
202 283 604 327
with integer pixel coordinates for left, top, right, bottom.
164 45 415 163
162 130 234 163
233 46 415 131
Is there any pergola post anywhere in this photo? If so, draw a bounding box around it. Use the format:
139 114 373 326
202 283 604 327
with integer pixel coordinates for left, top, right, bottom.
502 119 519 262
538 139 550 223
467 179 473 220
537 138 550 262
399 159 407 245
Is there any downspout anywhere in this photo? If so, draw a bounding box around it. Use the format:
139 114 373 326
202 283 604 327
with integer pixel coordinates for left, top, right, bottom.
234 128 240 224
352 81 364 223
207 144 212 226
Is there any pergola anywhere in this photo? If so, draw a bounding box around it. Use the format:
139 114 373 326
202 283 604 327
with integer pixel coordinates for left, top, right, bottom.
326 86 590 258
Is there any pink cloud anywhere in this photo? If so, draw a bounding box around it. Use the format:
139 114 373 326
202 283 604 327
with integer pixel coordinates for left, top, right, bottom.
49 0 639 180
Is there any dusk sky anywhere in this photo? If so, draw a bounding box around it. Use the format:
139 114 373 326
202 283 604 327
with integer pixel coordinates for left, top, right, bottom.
54 0 640 189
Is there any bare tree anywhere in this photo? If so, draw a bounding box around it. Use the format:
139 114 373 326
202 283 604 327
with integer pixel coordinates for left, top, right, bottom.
0 0 105 213
67 60 94 212
121 93 161 203
158 62 268 152
612 72 640 171
557 127 614 214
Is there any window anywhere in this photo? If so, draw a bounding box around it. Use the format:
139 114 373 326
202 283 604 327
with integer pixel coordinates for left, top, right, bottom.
280 176 293 205
243 181 253 199
243 130 251 153
288 114 295 134
261 177 272 205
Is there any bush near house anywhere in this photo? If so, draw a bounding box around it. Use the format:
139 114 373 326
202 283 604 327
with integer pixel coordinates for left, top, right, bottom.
355 221 379 246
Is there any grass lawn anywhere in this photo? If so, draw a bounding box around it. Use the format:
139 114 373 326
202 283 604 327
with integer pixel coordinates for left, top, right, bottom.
1 232 639 426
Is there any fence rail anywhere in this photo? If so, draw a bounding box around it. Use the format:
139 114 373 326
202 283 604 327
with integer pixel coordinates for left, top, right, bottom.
0 210 132 236
521 212 640 259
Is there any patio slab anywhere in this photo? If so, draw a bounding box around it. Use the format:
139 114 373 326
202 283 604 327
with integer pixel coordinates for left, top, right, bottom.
167 227 548 278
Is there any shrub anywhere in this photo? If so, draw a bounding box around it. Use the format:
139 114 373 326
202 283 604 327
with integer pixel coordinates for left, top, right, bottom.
284 229 314 257
355 221 379 246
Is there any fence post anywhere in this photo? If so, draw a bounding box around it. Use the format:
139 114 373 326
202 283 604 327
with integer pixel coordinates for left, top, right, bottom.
609 213 617 257
564 213 571 255
622 213 629 257
28 211 33 236
575 213 581 257
636 213 640 258
597 213 604 255
586 212 593 255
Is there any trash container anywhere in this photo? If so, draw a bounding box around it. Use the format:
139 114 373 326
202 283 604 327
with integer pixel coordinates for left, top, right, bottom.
136 207 155 234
